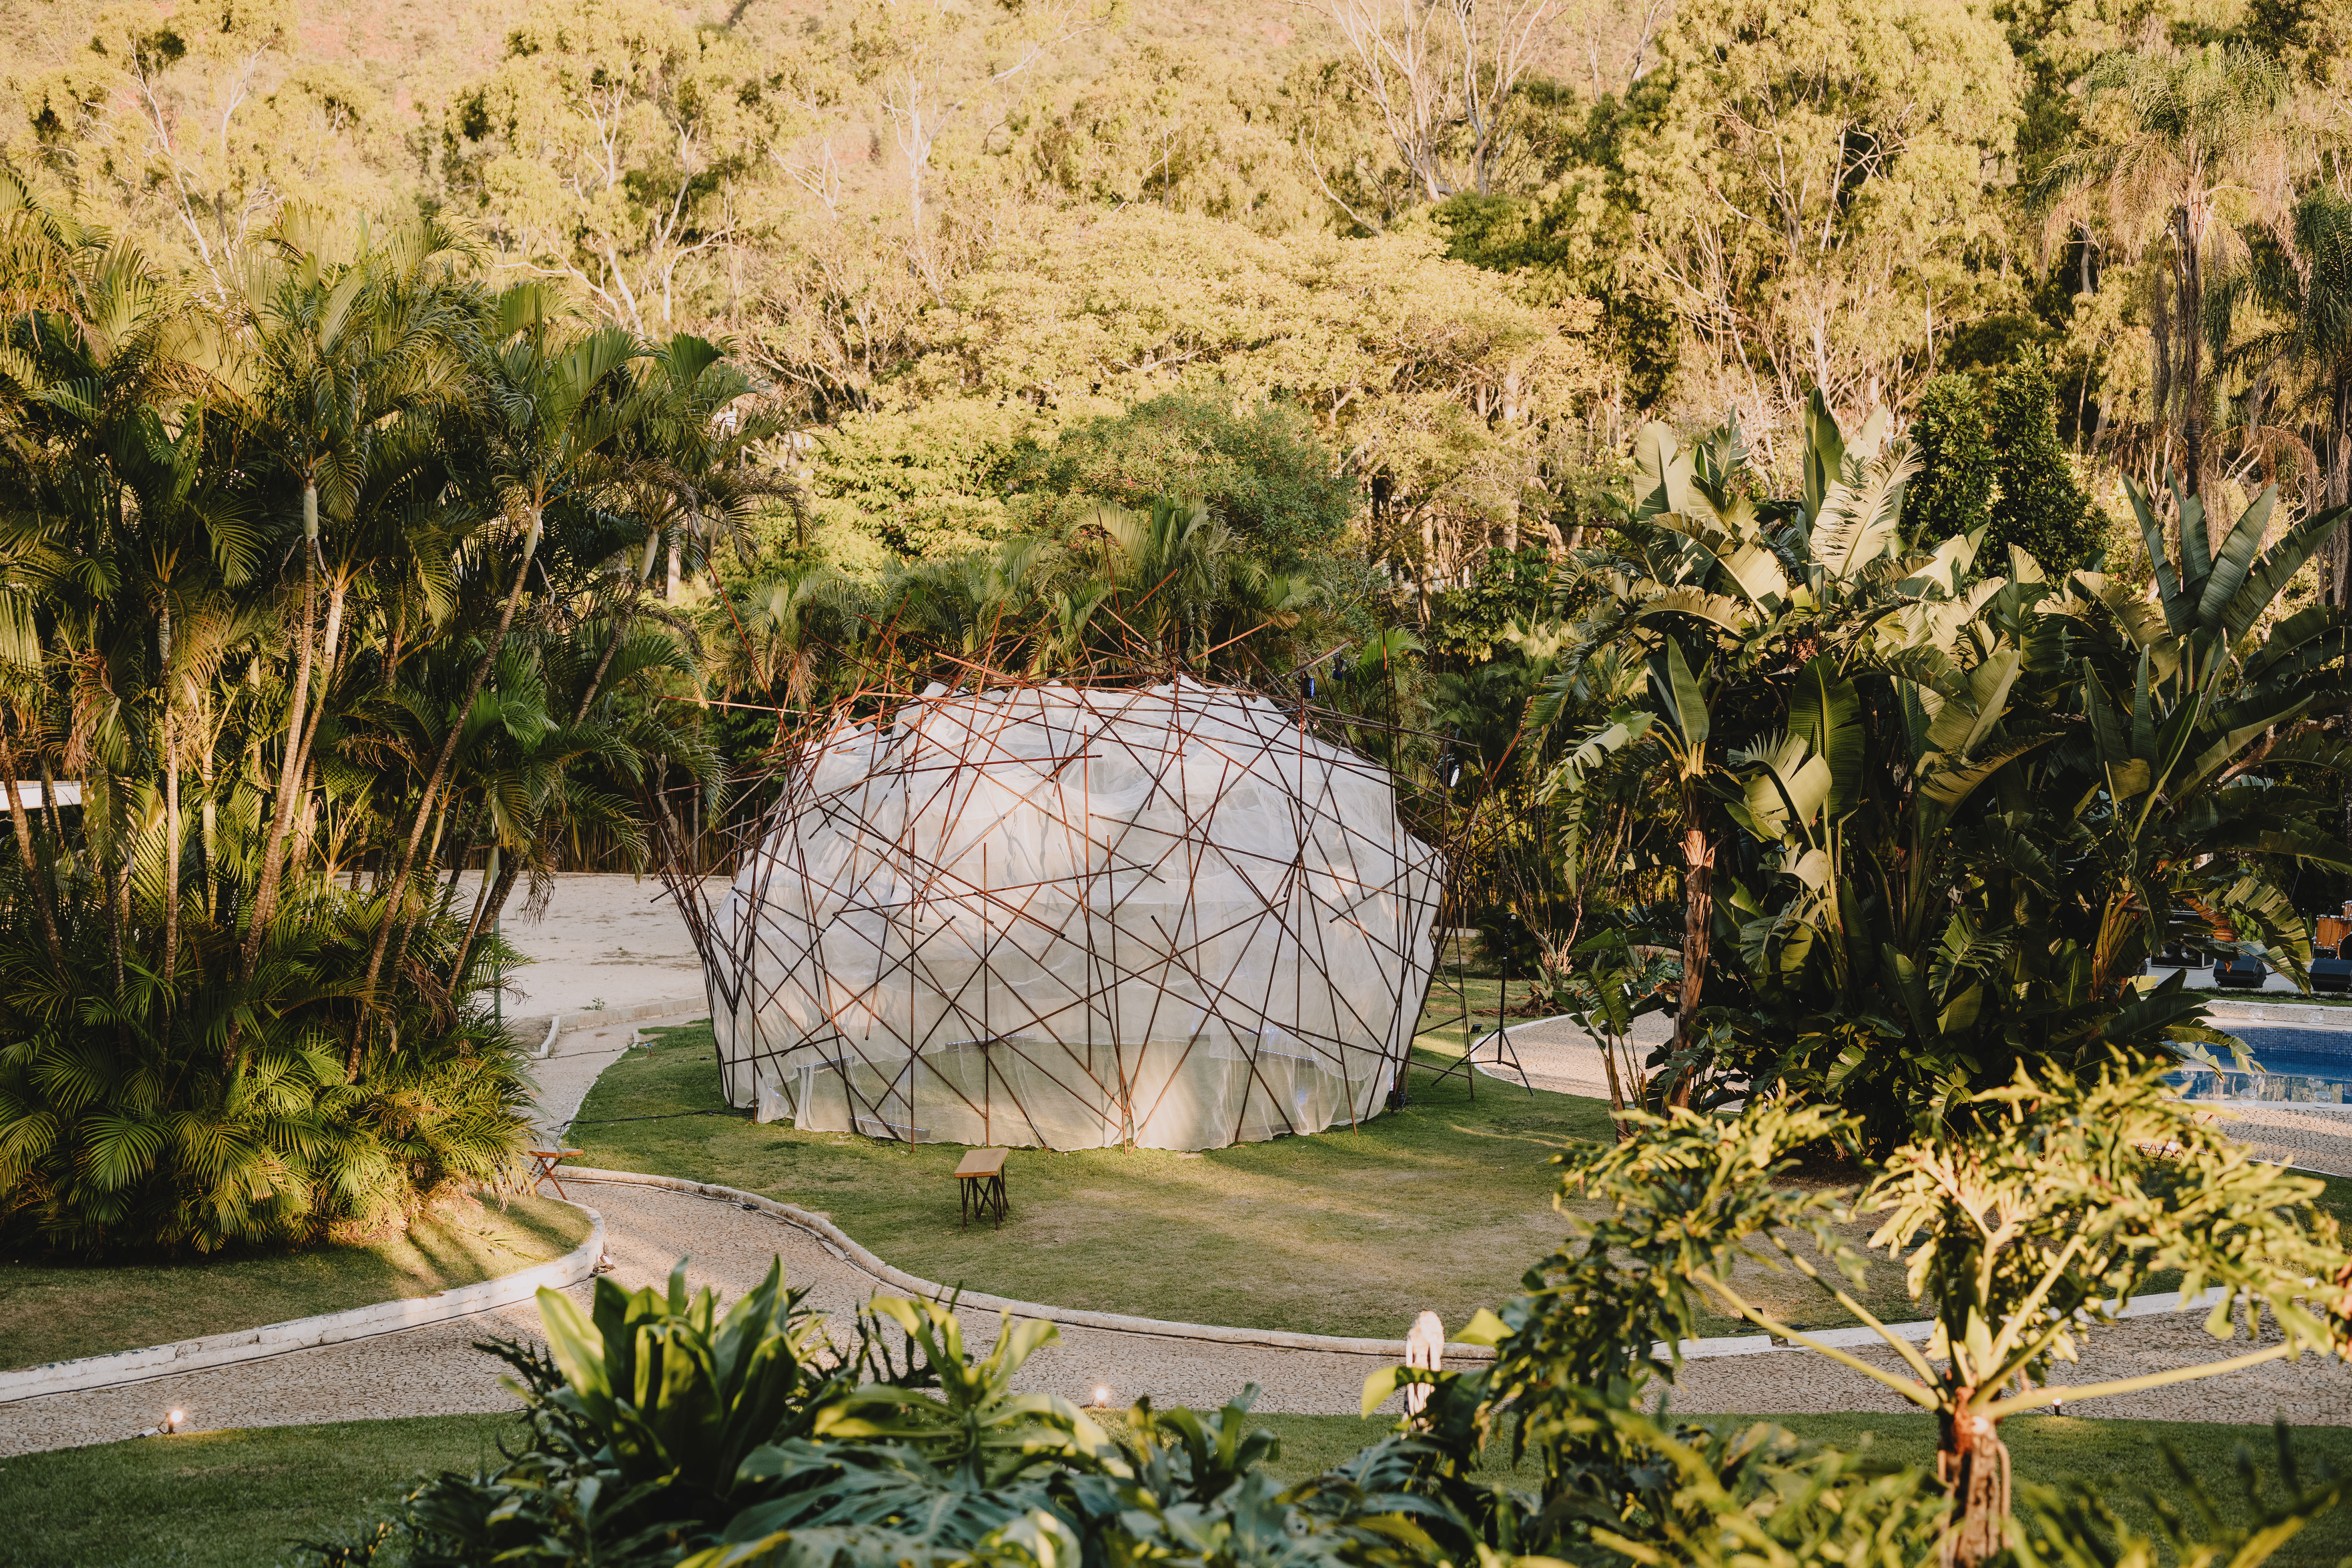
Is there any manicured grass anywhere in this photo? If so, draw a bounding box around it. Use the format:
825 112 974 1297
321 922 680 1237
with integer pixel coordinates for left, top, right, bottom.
567 953 2352 1342
0 1196 592 1370
6 1413 2347 1568
0 1413 524 1568
569 1019 1924 1339
572 1020 1610 1339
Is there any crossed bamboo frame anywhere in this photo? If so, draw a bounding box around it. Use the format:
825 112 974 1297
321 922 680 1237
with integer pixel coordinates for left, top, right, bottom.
652 661 1478 1148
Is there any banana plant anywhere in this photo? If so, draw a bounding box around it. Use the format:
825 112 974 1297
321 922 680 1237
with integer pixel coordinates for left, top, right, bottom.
1538 399 1954 1106
1532 926 1679 1138
1548 378 2352 1143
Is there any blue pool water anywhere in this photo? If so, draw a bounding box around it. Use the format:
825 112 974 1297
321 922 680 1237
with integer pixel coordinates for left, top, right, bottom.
2169 1026 2352 1103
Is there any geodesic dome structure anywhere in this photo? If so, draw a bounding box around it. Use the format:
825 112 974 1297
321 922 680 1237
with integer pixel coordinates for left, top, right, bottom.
700 679 1444 1151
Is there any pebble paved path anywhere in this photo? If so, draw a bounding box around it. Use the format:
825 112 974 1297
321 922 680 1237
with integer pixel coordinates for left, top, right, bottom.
11 1170 2349 1459
8 1016 2352 1457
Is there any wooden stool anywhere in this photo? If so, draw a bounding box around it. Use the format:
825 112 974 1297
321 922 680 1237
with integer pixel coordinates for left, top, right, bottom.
954 1147 1009 1229
528 1148 583 1200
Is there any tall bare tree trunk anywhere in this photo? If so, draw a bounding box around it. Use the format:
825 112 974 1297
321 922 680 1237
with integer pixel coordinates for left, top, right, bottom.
2327 373 2351 609
163 724 179 1007
160 604 178 1009
449 856 522 1002
3 740 63 971
198 729 217 924
243 482 319 979
2176 206 2209 520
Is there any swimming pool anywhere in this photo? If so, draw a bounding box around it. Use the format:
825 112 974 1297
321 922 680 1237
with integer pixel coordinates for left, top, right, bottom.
2169 1025 2352 1103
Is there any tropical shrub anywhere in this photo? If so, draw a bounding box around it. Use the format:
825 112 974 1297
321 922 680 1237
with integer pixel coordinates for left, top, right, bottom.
303 1264 1456 1568
1902 355 2101 574
0 182 737 1252
1538 399 2352 1143
1005 391 1361 566
1901 372 1994 544
1401 1064 2352 1565
0 879 531 1253
1985 348 2102 573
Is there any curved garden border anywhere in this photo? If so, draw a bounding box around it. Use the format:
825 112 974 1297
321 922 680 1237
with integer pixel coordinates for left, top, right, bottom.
558 1167 2224 1366
0 1204 605 1404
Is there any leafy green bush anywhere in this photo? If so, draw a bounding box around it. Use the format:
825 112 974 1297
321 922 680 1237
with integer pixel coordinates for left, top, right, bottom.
1902 372 1994 545
0 878 532 1254
1902 355 2101 574
303 1264 1456 1568
1987 348 2102 573
1427 546 1556 665
1006 391 1360 566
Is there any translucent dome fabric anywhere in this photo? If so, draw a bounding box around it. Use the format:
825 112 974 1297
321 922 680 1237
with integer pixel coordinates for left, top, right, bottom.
703 680 1444 1151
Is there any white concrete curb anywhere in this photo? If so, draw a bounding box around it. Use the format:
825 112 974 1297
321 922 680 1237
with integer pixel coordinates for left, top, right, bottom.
0 1204 605 1404
2206 1000 2352 1029
558 1167 2227 1368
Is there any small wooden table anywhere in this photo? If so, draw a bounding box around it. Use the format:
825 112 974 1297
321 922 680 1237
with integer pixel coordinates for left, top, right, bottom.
528 1148 584 1201
955 1147 1010 1229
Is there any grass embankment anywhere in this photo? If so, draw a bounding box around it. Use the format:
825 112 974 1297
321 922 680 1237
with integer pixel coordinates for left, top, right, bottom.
0 1195 592 1370
6 1413 2348 1568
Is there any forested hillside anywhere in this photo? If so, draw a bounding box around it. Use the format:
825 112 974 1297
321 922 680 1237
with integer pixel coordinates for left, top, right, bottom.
15 0 2338 608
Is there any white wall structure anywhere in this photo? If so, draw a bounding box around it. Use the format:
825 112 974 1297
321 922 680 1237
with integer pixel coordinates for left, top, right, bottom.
702 680 1444 1151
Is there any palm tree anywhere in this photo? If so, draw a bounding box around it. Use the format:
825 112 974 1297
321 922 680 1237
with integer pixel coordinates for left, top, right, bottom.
2237 187 2352 608
207 210 479 977
355 289 640 1029
2036 42 2300 517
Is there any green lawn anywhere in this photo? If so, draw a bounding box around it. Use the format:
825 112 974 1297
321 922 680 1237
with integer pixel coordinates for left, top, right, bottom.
0 1196 593 1370
5 1413 2347 1568
571 1019 1610 1340
570 1017 1931 1339
0 1413 524 1568
573 1003 2352 1344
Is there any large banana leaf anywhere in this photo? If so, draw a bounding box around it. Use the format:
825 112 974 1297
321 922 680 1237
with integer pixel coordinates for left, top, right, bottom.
1785 656 1864 816
2223 497 2352 637
1647 640 1711 770
1923 649 2022 761
2194 484 2276 629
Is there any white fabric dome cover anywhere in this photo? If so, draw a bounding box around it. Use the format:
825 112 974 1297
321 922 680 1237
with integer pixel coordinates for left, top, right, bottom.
704 680 1444 1150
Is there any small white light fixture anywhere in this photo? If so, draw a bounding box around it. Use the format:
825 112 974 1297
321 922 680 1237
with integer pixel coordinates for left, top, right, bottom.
1090 1385 1110 1409
164 1408 185 1434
